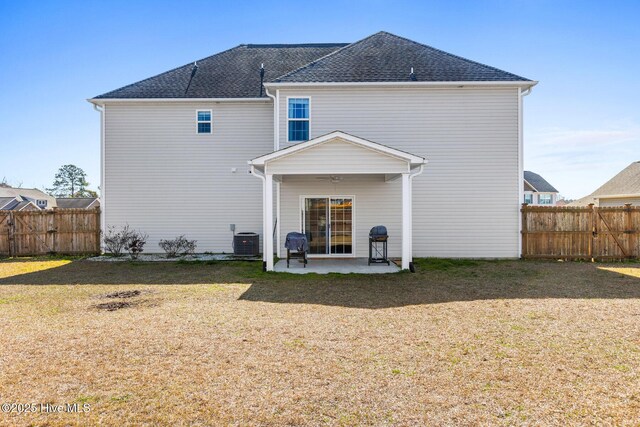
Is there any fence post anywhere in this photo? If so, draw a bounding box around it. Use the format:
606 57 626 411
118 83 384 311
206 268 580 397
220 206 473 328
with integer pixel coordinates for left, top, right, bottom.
95 208 101 254
625 203 634 259
521 203 528 259
588 203 595 262
8 211 15 258
50 207 58 254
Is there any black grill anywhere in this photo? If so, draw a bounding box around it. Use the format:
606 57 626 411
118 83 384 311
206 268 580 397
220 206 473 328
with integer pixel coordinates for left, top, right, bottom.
368 225 389 265
369 225 388 241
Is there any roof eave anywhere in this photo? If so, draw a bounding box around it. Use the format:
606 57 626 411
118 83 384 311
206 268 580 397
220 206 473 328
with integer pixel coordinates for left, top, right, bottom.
88 97 272 105
264 80 538 88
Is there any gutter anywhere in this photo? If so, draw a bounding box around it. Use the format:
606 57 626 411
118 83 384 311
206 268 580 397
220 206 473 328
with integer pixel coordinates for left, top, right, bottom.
264 81 539 89
87 97 271 105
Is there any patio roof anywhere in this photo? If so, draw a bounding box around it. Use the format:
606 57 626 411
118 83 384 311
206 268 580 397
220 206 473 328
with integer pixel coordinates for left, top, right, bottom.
249 131 426 174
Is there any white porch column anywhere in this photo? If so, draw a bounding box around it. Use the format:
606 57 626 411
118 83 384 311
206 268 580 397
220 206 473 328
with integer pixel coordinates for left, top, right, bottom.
276 181 281 258
401 172 412 270
265 173 274 271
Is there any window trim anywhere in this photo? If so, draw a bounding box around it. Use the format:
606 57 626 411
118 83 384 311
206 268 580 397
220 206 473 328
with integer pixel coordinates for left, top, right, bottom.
196 109 212 134
286 96 311 143
538 193 553 205
523 193 533 204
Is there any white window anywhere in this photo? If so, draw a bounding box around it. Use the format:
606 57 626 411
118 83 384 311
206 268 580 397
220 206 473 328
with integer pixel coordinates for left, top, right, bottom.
539 194 552 205
36 199 47 208
287 98 310 142
524 193 533 204
196 110 212 134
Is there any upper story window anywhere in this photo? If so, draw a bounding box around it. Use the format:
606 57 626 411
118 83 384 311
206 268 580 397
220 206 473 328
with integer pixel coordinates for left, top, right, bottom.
288 98 309 142
197 110 212 134
539 194 552 205
36 199 47 208
524 193 533 204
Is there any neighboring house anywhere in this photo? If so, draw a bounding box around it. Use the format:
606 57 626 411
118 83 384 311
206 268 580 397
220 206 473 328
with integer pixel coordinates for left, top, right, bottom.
0 187 56 210
571 161 640 207
56 197 100 209
0 196 40 211
523 171 559 205
89 31 537 270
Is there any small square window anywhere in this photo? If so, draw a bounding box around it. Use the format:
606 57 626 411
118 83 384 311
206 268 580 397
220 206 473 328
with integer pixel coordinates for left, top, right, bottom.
196 110 212 134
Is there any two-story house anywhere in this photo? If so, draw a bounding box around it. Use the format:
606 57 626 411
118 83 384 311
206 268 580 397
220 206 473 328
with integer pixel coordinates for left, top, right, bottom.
523 171 559 205
89 31 536 270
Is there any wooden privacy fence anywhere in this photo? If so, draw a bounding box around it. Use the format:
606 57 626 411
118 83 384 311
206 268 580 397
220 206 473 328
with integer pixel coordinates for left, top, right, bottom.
0 208 100 257
521 203 640 260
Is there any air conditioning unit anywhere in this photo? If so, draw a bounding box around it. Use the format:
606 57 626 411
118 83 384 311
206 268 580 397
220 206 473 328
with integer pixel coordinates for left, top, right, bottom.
233 232 259 256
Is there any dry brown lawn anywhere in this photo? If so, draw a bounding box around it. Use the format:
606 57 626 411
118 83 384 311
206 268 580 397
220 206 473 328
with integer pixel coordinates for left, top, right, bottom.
0 257 639 426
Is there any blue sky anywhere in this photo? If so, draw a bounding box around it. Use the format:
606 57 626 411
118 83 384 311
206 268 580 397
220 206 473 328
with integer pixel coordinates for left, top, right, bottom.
0 0 638 199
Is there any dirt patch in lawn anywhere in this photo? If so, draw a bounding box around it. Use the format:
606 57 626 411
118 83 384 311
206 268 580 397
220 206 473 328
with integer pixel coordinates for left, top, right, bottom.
93 300 134 311
103 290 142 299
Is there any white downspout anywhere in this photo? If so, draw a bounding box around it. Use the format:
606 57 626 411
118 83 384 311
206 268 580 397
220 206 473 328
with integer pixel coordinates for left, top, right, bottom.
93 102 105 252
264 88 281 258
518 86 532 258
264 87 279 151
249 164 267 268
407 164 425 270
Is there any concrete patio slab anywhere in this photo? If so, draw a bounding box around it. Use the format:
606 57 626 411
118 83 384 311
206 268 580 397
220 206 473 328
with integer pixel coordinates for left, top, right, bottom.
274 258 401 274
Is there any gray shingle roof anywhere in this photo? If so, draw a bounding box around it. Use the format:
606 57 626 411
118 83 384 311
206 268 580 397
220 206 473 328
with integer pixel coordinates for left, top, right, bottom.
524 171 558 193
0 197 18 209
274 31 531 83
56 198 99 209
94 44 347 99
572 161 640 206
93 32 531 99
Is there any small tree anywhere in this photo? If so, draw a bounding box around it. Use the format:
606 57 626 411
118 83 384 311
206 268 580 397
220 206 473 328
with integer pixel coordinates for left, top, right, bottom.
47 164 93 197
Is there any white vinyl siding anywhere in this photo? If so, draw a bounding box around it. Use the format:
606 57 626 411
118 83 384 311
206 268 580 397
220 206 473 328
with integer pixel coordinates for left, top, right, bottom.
104 102 272 252
277 86 520 257
598 197 640 207
266 138 408 175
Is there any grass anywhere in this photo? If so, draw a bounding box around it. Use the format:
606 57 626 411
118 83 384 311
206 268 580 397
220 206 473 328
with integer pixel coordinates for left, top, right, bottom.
0 257 639 425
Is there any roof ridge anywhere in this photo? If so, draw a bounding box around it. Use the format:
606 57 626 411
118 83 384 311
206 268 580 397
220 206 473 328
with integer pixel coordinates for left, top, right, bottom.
245 43 347 48
378 31 531 81
93 44 246 99
270 32 386 82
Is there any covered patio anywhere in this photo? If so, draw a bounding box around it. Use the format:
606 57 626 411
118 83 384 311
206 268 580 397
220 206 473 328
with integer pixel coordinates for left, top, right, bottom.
273 257 401 274
249 131 426 272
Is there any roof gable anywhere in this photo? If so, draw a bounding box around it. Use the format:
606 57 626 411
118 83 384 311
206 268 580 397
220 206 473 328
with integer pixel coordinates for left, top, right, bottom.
250 131 426 167
273 31 531 84
524 171 558 193
572 161 640 205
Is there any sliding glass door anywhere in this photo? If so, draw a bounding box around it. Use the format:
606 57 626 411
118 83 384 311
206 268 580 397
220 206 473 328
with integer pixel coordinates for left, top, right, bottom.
303 197 353 256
